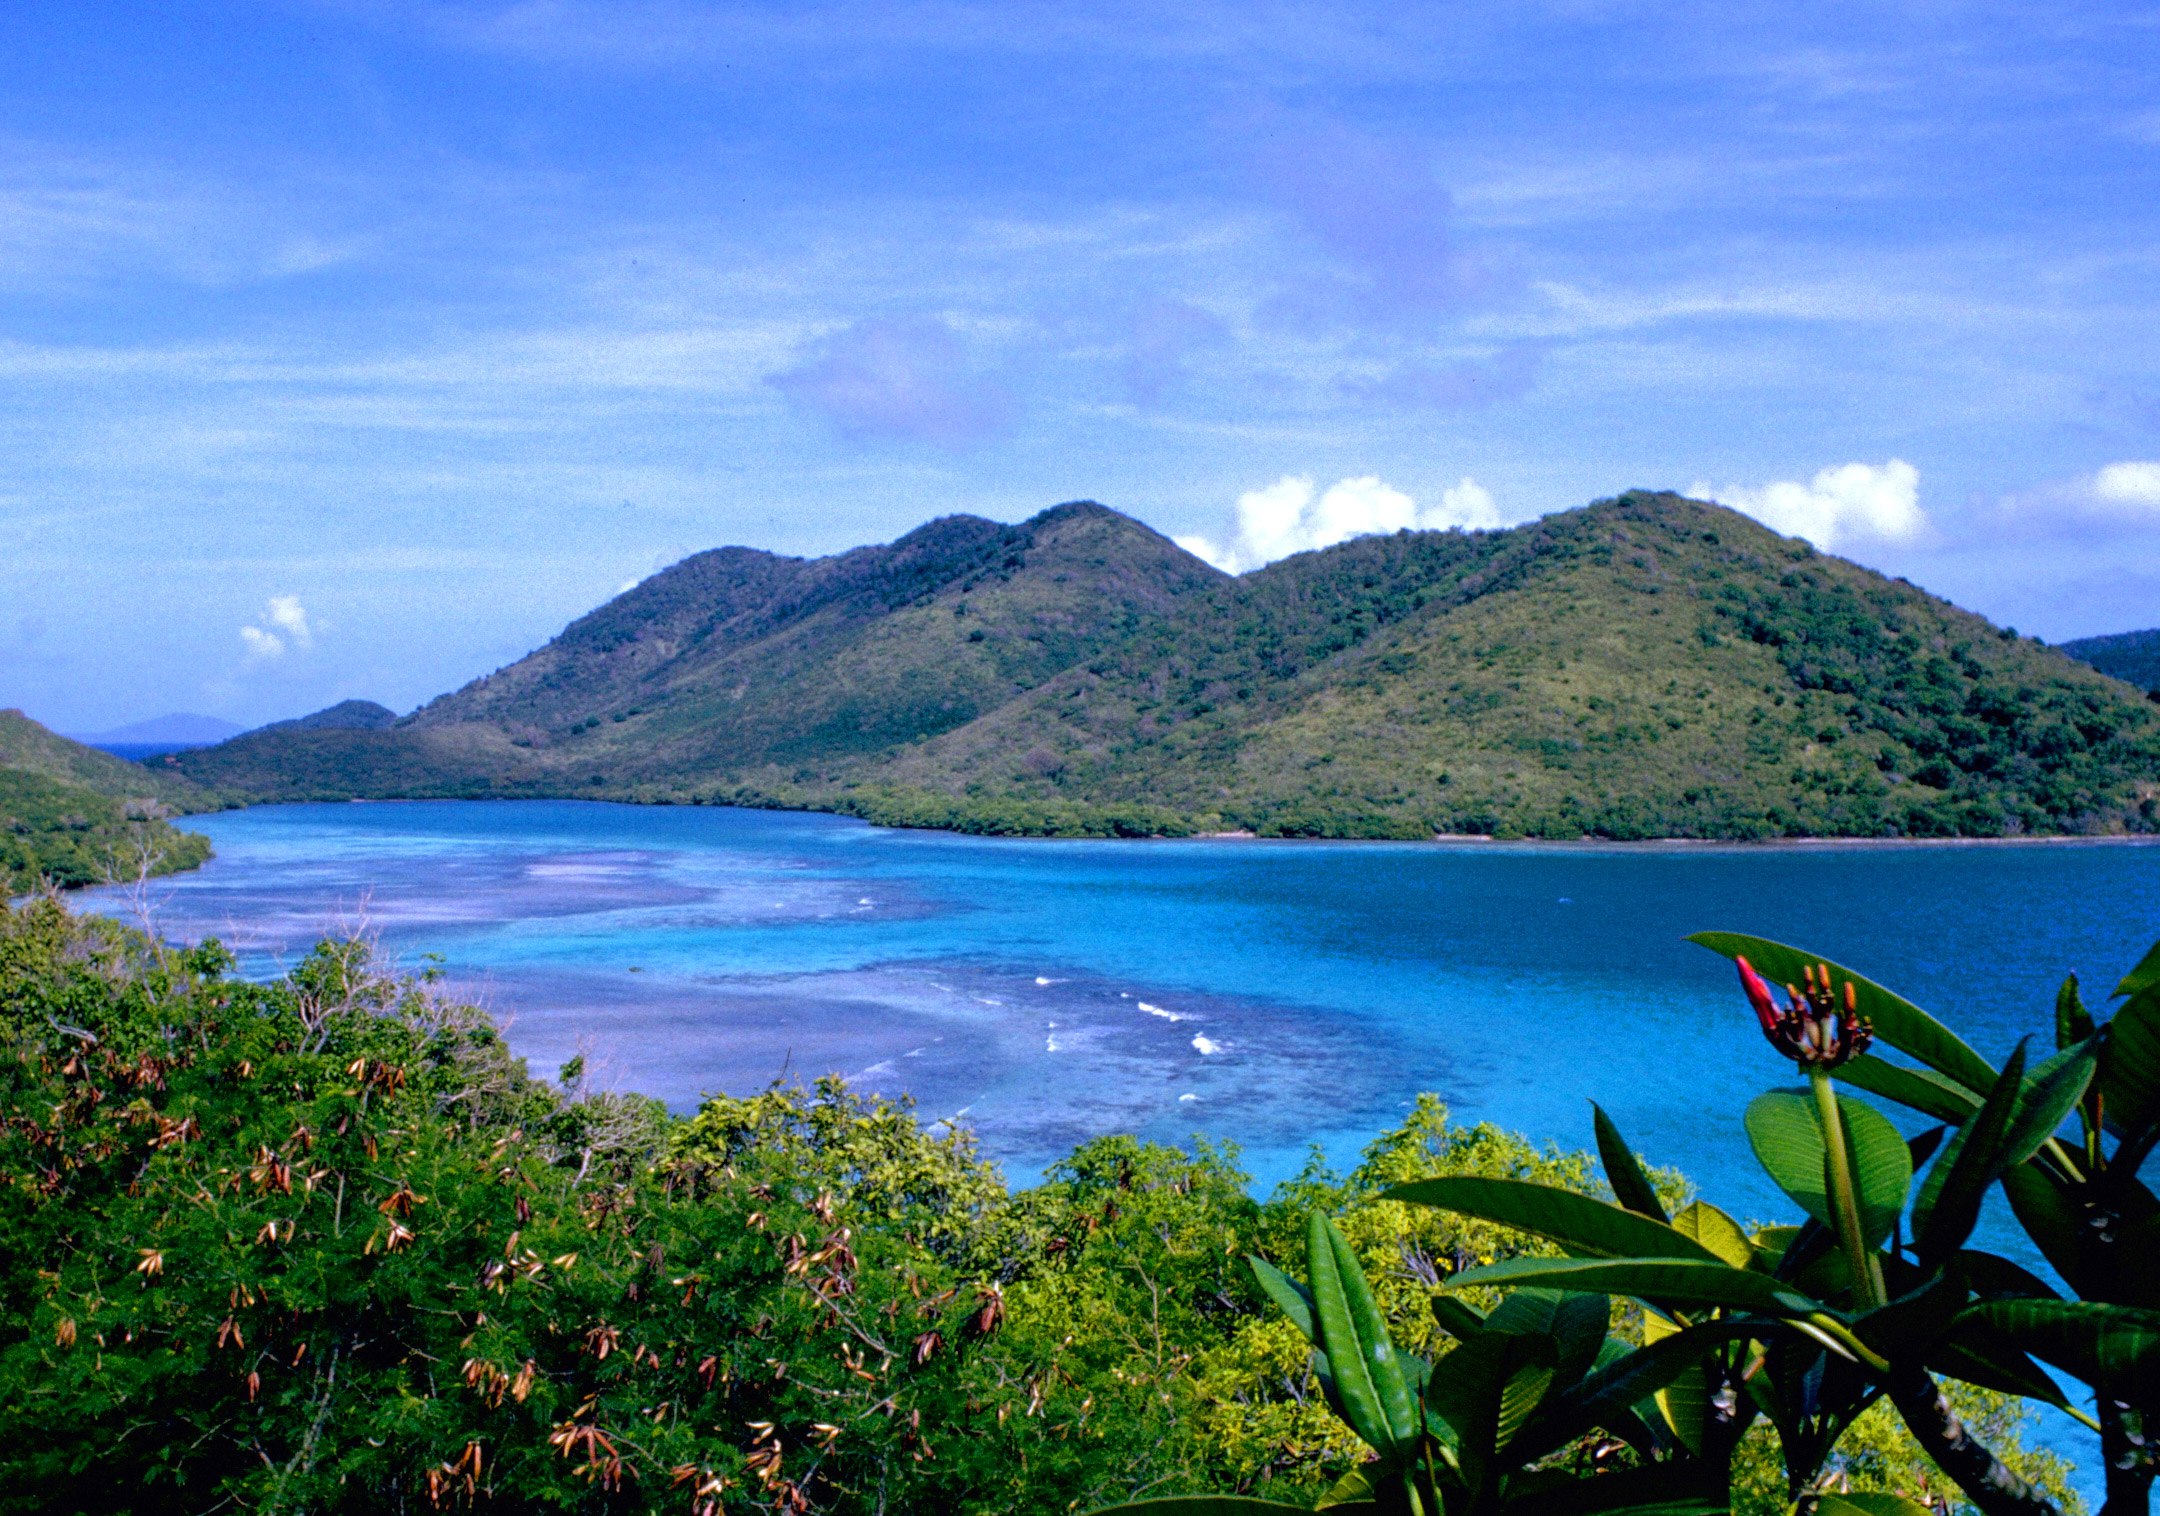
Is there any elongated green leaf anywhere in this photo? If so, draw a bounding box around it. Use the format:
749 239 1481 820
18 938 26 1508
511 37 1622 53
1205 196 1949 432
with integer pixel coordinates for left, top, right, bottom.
1433 1294 1488 1340
1516 1321 1760 1464
1320 1213 1422 1450
1958 1250 2060 1303
1669 1201 1755 1269
2101 987 2160 1138
1488 1288 1611 1390
1815 1494 1936 1516
2002 1035 2099 1166
1316 1467 1379 1509
1501 1459 1725 1516
1307 1211 1393 1453
2113 940 2160 1000
1089 1501 1317 1516
1384 1177 1722 1263
1744 1090 1910 1247
1687 931 1997 1093
1963 1299 2160 1400
1999 1160 2088 1296
1913 1042 2028 1264
1448 1256 1820 1317
1427 1329 1559 1472
1248 1255 1316 1344
2058 974 2095 1051
1642 1311 1706 1453
1927 1315 2073 1407
1593 1103 1668 1222
1840 1055 1981 1125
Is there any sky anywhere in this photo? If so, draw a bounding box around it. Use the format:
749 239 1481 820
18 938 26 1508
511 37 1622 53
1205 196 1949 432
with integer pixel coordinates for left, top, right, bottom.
6 0 2160 732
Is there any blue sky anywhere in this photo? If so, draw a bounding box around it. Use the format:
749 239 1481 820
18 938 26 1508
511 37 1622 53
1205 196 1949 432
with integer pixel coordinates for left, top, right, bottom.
7 0 2160 731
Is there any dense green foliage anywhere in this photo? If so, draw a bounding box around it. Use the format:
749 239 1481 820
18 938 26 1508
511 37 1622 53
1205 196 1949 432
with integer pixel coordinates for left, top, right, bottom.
0 769 212 891
0 898 2079 1515
2062 629 2160 696
168 496 2160 840
0 709 216 815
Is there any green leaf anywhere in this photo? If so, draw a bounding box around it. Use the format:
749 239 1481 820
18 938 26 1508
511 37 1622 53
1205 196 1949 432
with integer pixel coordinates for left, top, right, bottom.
2112 940 2160 1000
1912 1042 2028 1264
1433 1295 1490 1340
1487 1288 1610 1390
1248 1255 1316 1344
1839 1055 1981 1125
1963 1299 2160 1400
1427 1329 1560 1485
1958 1249 2060 1302
1744 1090 1910 1248
2057 974 2095 1051
1516 1321 1760 1464
1384 1177 1723 1263
2000 1161 2091 1297
1641 1312 1707 1453
1088 1501 1318 1516
1815 1494 1937 1516
1316 1467 1379 1509
2100 987 2160 1138
1686 932 1997 1093
1499 1459 1726 1516
1926 1314 2074 1408
2002 1035 2099 1167
1668 1201 1755 1270
1593 1103 1668 1222
1448 1257 1820 1318
1307 1212 1417 1454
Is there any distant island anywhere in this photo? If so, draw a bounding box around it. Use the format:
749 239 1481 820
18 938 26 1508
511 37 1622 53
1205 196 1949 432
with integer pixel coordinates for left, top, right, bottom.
151 490 2159 843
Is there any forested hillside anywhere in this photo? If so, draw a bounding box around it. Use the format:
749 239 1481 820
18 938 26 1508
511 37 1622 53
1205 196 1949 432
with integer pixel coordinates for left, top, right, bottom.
167 494 2160 840
2064 627 2160 694
0 712 219 891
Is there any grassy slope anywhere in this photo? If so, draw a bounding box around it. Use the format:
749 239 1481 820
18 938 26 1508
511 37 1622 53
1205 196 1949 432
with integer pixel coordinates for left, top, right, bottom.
2063 628 2160 694
0 709 217 812
166 493 2160 839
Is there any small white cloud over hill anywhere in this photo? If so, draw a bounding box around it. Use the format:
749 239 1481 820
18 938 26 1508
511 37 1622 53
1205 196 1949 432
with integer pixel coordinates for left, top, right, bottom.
1177 474 1508 574
1698 459 1926 549
239 595 313 660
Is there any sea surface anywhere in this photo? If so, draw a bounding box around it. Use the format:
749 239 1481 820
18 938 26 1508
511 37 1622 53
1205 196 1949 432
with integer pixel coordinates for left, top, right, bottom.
76 800 2160 1492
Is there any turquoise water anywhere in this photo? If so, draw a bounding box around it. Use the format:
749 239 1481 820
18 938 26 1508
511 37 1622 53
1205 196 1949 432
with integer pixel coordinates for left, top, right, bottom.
79 800 2160 1493
86 802 2160 1197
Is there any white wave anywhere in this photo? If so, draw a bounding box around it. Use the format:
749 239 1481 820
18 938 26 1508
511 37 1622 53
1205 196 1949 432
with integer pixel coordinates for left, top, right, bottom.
1190 1034 1226 1056
1046 1035 1063 1052
859 898 873 905
1137 1001 1188 1022
1179 1092 1201 1102
1034 976 1055 986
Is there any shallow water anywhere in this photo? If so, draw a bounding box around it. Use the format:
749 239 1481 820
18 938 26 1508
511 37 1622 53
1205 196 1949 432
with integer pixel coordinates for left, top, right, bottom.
78 800 2160 1494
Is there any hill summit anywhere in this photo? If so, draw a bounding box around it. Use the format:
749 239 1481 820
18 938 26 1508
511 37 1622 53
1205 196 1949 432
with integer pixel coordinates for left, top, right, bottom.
171 493 2160 841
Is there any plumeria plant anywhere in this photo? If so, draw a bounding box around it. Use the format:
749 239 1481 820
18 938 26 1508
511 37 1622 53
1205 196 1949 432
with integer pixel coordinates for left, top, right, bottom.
1097 935 2160 1516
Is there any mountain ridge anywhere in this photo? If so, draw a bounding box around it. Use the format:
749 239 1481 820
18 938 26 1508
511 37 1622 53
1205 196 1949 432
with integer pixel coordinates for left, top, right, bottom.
168 493 2160 841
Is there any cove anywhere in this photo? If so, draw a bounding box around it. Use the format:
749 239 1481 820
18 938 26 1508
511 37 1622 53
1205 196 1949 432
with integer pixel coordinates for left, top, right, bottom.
82 800 2160 1210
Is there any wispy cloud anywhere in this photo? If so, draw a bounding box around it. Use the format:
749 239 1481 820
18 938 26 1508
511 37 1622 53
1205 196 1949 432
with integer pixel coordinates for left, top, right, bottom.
240 595 314 661
768 318 1015 447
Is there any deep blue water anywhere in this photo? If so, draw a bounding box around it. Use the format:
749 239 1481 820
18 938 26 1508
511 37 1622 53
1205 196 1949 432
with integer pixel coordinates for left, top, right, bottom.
77 800 2160 1493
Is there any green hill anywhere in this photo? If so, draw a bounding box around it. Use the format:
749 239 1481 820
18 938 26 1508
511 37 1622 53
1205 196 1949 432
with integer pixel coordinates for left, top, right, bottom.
0 712 220 891
1 709 218 812
169 492 2160 840
2063 627 2160 695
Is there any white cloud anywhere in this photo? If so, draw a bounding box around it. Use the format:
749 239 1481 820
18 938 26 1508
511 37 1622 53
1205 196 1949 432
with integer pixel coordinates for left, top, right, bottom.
265 594 312 646
239 594 312 661
1700 459 1925 549
2091 461 2160 513
1176 473 1509 574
